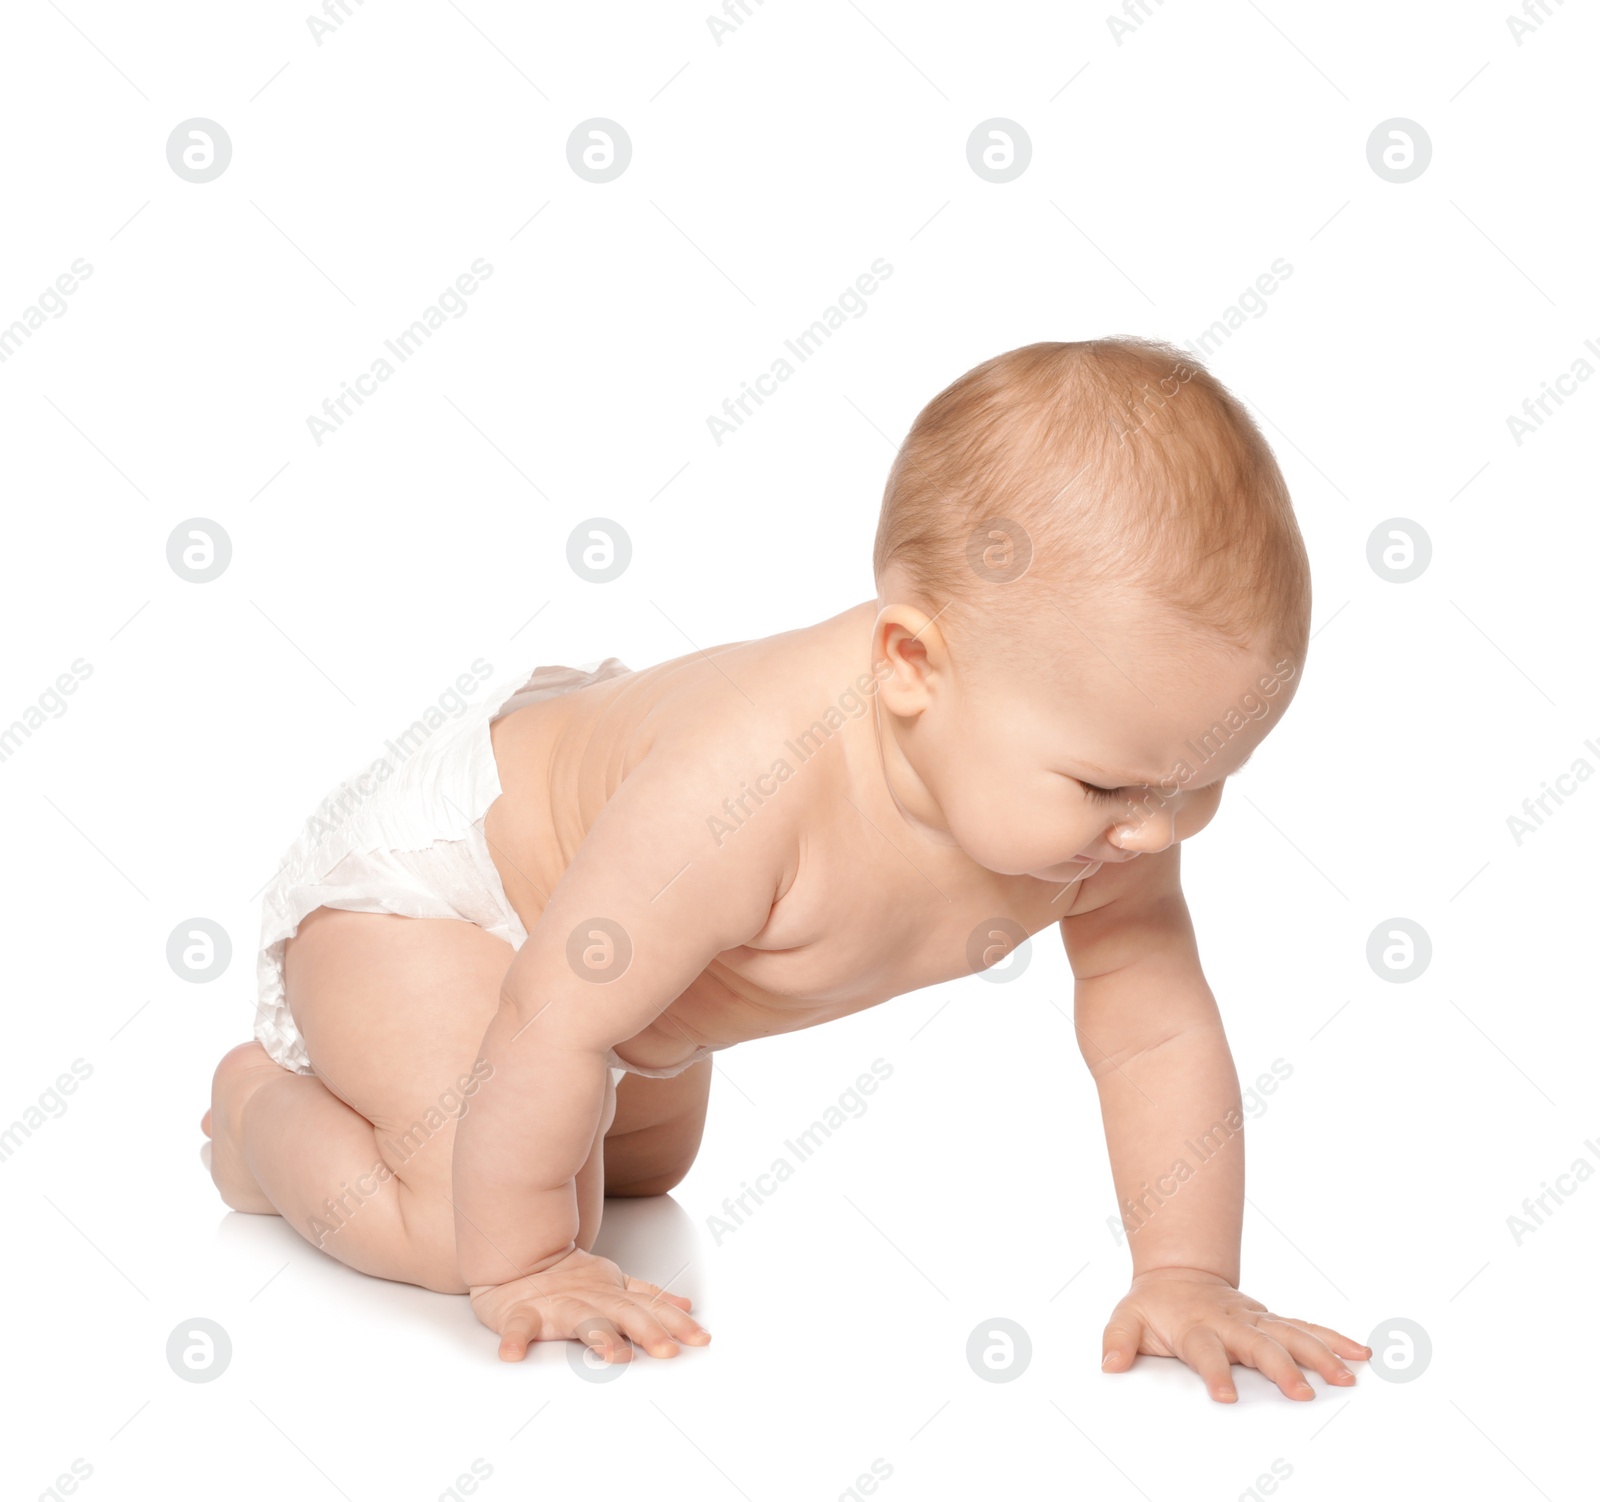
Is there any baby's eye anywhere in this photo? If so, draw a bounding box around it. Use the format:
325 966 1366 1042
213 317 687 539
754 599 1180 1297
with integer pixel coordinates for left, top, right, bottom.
1080 780 1124 805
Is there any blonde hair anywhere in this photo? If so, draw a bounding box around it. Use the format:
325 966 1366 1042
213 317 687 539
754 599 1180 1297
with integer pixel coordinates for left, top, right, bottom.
872 338 1311 662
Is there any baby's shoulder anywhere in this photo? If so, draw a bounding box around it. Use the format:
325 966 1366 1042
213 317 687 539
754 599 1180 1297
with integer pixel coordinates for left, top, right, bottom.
624 636 838 763
606 645 806 791
611 640 852 853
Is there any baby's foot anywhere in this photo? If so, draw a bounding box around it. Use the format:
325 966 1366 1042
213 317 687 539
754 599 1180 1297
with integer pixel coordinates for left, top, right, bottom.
206 1042 288 1215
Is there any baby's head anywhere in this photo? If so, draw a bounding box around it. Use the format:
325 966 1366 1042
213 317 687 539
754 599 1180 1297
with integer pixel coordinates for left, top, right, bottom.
869 338 1312 882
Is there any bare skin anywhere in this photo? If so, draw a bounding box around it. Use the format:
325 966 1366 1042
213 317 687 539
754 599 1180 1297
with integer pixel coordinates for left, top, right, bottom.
208 587 1371 1395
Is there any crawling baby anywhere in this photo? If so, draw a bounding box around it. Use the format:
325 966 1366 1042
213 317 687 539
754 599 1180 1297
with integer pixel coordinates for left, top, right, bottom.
205 337 1371 1399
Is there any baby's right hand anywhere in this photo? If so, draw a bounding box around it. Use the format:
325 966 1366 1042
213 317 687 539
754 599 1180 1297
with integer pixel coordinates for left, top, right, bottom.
468 1248 711 1363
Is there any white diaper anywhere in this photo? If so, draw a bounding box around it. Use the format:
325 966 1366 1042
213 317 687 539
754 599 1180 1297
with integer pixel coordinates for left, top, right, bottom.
253 658 710 1084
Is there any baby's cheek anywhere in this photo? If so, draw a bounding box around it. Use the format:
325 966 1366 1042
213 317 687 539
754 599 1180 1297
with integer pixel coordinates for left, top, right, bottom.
1179 785 1224 839
955 782 1080 873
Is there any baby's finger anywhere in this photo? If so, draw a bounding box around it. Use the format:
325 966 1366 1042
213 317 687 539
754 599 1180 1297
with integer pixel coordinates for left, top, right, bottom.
599 1296 681 1359
647 1297 712 1347
1178 1325 1237 1402
1274 1318 1372 1361
1263 1319 1356 1386
498 1304 546 1363
572 1306 632 1364
624 1275 693 1313
1100 1316 1144 1374
1231 1328 1313 1401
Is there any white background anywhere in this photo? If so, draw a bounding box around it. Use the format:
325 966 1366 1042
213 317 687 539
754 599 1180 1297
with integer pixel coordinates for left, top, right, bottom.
2 1 1596 1498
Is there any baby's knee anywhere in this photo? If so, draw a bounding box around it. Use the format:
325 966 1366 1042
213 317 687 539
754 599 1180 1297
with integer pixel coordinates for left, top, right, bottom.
604 1137 697 1197
606 1167 691 1198
211 1041 285 1104
206 1043 294 1213
210 1044 289 1138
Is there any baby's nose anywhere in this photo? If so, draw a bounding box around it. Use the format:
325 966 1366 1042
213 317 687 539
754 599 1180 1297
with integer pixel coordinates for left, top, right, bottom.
1111 805 1176 855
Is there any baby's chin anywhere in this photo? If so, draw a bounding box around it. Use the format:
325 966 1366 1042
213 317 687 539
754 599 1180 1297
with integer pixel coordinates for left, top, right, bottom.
1027 858 1103 884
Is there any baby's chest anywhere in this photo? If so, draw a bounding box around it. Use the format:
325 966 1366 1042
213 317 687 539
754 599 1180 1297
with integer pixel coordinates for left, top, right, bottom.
716 834 1064 1014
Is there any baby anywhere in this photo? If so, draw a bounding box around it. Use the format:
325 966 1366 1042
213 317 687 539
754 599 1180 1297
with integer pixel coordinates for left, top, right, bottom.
204 337 1371 1400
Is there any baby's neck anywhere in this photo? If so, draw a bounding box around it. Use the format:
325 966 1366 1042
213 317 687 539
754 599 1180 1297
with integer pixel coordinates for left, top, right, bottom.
820 598 962 850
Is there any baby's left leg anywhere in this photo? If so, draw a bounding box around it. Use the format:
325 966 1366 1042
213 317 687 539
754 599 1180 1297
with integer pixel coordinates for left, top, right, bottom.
605 1059 713 1196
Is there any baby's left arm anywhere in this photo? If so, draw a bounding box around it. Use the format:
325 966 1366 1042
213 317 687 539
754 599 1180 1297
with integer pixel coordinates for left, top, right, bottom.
1060 846 1370 1402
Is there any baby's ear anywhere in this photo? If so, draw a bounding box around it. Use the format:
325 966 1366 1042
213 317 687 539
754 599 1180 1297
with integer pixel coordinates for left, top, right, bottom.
872 606 943 712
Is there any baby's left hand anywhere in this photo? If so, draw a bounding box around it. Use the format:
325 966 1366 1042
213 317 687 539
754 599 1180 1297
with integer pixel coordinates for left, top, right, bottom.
1100 1267 1371 1402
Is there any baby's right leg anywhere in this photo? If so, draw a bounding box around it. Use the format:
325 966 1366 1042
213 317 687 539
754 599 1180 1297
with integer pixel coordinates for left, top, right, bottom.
212 906 614 1294
211 1042 466 1290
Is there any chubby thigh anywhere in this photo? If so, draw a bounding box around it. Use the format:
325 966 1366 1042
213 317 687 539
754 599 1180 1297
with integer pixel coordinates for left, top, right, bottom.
271 907 620 1290
283 907 515 1200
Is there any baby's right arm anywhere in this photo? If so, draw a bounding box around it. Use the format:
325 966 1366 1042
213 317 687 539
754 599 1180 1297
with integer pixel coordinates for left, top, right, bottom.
452 736 792 1357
